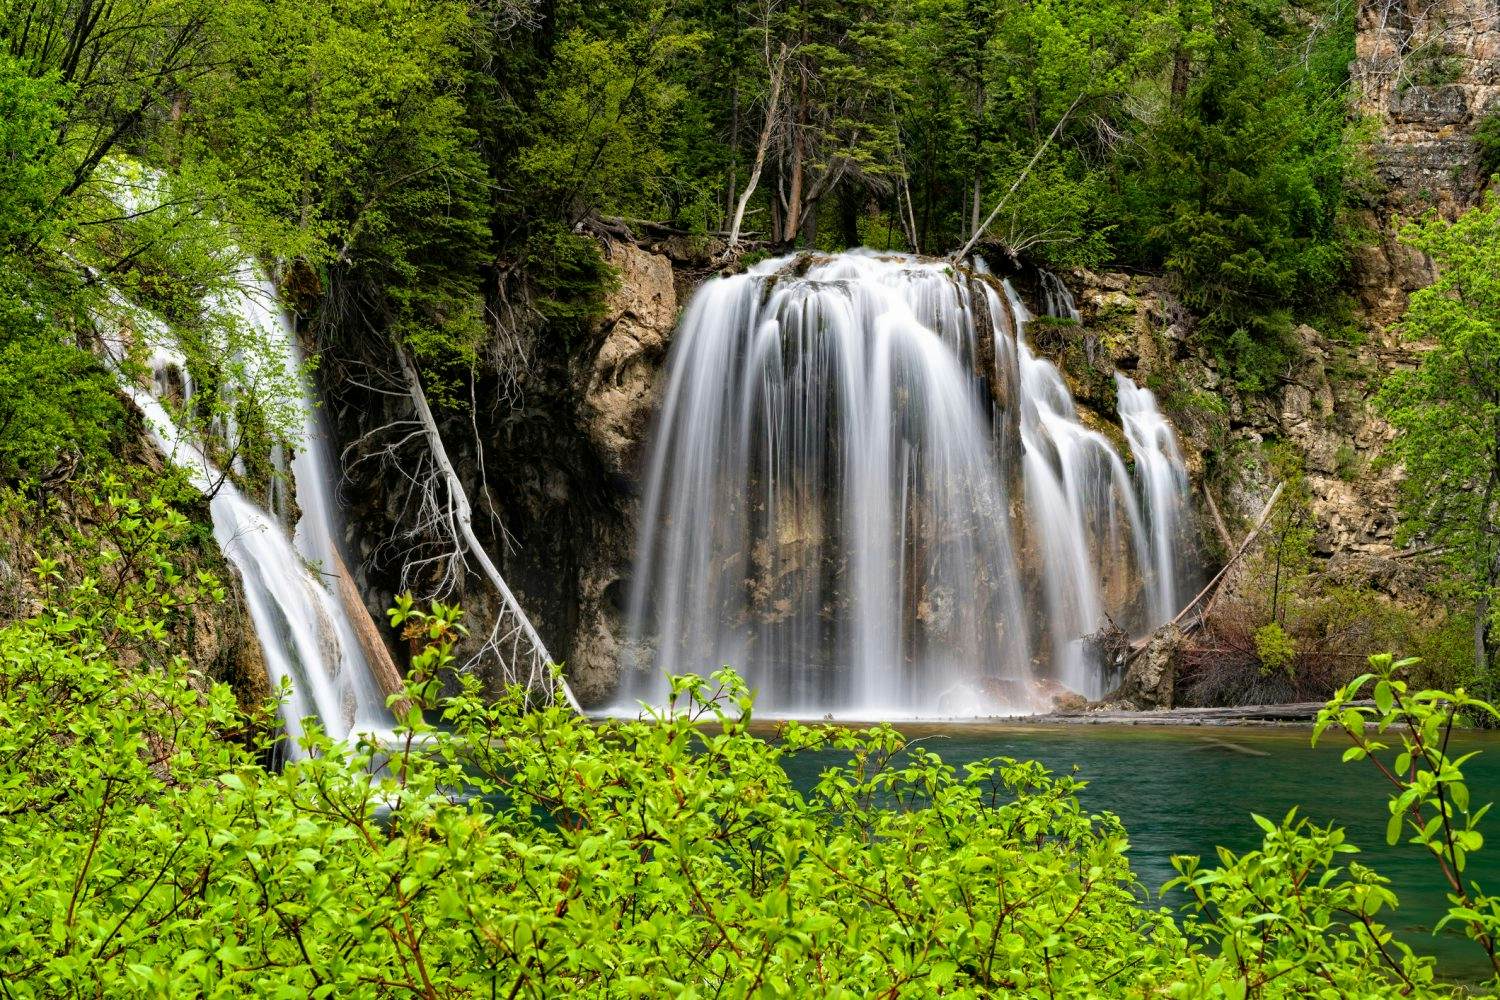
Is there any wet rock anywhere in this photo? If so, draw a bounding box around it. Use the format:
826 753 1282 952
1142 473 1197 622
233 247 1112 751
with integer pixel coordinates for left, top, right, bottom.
1106 624 1182 711
562 242 683 701
579 243 677 478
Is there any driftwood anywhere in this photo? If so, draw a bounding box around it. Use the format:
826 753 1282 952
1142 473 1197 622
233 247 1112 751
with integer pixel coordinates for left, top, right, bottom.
328 545 411 717
1124 482 1286 663
1202 484 1234 553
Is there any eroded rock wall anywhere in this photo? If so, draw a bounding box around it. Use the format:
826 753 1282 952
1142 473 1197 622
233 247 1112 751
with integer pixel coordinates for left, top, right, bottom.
1350 0 1496 322
565 243 678 702
323 238 690 708
1051 268 1429 604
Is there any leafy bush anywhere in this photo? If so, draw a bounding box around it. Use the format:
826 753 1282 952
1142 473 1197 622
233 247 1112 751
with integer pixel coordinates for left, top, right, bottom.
0 496 1473 996
1477 114 1500 181
1255 620 1298 675
1317 655 1500 979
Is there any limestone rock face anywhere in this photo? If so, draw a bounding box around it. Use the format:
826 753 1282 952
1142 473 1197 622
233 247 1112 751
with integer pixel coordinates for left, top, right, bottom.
579 244 677 478
1350 0 1496 322
563 243 680 702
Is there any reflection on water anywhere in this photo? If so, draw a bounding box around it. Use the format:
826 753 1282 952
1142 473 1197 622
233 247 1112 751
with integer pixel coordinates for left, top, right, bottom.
772 722 1500 983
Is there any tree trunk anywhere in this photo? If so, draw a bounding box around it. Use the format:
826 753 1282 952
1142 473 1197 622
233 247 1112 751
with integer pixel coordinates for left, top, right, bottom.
783 92 806 243
727 44 788 249
952 92 1083 263
970 175 982 241
899 175 920 253
395 343 582 712
1170 46 1191 110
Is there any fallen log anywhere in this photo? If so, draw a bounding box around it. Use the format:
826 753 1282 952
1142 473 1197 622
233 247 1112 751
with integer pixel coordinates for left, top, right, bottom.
1042 699 1373 725
1202 483 1234 553
329 544 411 718
1125 481 1285 662
396 344 584 713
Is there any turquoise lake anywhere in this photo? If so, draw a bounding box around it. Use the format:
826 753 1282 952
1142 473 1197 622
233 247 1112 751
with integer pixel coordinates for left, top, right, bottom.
773 722 1500 984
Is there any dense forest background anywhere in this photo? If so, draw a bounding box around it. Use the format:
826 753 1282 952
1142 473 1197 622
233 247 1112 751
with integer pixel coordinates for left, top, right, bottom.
0 0 1365 488
14 1 1500 993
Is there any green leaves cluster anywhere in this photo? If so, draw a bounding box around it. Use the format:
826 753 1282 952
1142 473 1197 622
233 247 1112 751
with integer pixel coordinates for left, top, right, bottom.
0 483 1475 997
1316 654 1500 979
1380 192 1500 686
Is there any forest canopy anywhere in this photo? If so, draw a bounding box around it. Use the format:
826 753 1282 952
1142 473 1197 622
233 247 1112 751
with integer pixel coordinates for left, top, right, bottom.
0 0 1362 484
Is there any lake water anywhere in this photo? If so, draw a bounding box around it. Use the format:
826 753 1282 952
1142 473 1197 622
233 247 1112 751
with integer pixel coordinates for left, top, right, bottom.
773 722 1500 983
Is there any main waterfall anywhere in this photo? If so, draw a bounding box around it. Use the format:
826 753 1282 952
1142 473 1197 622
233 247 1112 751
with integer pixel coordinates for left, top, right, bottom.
618 251 1193 717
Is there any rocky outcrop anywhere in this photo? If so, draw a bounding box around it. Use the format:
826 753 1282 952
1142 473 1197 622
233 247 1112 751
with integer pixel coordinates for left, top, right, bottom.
1350 0 1496 322
578 243 677 479
1060 268 1418 589
1101 625 1183 711
566 243 678 701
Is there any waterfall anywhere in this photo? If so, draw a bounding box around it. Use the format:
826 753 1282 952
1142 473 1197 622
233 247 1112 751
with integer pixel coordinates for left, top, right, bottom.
619 250 1193 717
100 270 395 751
1000 281 1154 699
1115 373 1192 624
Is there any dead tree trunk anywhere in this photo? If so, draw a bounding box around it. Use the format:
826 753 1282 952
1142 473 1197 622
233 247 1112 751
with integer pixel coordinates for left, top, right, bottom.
1126 482 1286 661
728 43 788 249
395 344 583 712
952 93 1083 263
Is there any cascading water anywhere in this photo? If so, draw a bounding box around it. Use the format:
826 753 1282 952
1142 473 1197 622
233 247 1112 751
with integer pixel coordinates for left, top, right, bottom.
1000 280 1155 699
619 250 1194 717
100 269 394 750
1115 373 1192 624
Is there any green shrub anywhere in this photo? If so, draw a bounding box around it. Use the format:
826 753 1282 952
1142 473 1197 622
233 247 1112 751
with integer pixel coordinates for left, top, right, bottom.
0 577 1463 993
1255 620 1298 675
522 222 617 337
1478 114 1500 181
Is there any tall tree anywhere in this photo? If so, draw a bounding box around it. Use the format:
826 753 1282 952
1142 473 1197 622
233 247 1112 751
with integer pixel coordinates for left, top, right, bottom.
1380 195 1500 683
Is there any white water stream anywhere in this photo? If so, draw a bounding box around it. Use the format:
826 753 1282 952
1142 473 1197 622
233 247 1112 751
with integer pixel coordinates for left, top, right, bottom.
100 270 394 751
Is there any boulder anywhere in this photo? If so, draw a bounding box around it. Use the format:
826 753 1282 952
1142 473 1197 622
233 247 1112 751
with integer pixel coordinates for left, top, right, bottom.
1105 624 1183 710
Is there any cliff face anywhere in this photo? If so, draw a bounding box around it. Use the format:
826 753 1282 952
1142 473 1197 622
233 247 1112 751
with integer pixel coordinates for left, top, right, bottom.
563 243 679 702
319 5 1499 708
322 236 697 708
1053 269 1420 592
1349 0 1495 322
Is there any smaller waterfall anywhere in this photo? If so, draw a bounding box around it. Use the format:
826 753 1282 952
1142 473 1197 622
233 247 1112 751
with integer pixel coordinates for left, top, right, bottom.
1038 270 1082 323
1115 373 1192 623
101 272 394 750
998 281 1153 699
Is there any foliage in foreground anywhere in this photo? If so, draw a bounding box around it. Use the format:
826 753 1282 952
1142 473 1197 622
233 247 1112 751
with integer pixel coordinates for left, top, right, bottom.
0 491 1490 997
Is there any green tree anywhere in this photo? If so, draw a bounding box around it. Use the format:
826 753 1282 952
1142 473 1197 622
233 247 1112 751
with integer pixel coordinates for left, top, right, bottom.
1380 194 1500 687
186 0 493 368
0 55 122 480
1124 0 1358 389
